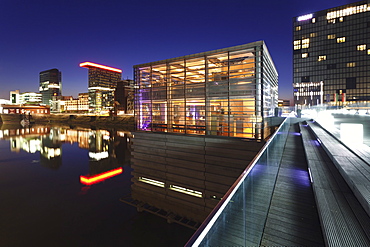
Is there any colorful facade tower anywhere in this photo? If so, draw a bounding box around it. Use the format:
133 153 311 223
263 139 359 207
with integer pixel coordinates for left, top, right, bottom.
79 62 122 113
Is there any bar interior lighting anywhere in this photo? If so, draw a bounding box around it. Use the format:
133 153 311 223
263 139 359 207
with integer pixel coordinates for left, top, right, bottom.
79 62 122 73
80 167 123 185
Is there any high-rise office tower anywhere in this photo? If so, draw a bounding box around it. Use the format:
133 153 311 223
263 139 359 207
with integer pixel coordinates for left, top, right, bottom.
39 68 62 105
79 62 122 113
293 1 370 107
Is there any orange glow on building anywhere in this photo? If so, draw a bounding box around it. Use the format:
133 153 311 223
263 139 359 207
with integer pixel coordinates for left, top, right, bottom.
79 62 122 73
80 167 123 185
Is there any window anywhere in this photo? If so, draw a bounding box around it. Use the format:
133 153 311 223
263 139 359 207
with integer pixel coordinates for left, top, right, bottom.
301 76 310 82
318 55 327 61
347 62 356 67
295 26 301 31
346 77 356 89
368 49 370 55
310 33 317 38
302 53 308 58
327 64 336 69
337 37 346 43
357 44 366 51
312 18 316 23
294 40 301 50
328 34 336 39
302 38 310 49
339 17 344 22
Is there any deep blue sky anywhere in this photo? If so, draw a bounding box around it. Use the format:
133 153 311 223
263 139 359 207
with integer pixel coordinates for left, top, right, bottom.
0 0 351 101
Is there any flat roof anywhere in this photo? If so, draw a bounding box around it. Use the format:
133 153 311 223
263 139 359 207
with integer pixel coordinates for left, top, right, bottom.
79 62 122 73
134 40 265 68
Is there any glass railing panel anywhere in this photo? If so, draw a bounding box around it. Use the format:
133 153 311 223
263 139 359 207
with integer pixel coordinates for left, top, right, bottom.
186 117 291 246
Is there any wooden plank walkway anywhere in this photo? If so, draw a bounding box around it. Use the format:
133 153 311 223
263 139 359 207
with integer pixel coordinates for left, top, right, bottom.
301 121 370 246
308 120 370 217
261 123 325 246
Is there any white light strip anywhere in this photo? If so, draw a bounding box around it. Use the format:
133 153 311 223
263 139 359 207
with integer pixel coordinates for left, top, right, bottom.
297 13 313 21
139 177 165 187
170 185 202 198
308 168 313 183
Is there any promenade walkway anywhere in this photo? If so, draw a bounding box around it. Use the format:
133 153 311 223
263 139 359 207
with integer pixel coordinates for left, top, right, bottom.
260 123 325 246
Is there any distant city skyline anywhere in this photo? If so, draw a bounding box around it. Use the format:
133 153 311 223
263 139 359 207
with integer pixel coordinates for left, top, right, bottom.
0 0 351 101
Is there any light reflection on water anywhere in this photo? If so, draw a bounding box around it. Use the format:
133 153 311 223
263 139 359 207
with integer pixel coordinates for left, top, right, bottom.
0 124 194 247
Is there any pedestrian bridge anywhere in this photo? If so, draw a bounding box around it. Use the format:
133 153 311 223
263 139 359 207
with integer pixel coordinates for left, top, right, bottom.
186 114 370 246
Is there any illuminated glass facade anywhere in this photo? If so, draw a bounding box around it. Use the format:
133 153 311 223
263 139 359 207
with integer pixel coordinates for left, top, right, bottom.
293 1 370 106
39 69 62 105
80 62 122 113
134 41 278 139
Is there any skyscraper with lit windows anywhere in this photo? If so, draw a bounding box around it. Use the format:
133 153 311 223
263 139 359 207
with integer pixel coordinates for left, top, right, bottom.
293 1 370 107
79 62 122 113
39 68 62 105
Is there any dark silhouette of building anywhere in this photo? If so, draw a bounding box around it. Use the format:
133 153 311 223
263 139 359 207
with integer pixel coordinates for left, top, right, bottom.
114 79 134 115
39 68 62 106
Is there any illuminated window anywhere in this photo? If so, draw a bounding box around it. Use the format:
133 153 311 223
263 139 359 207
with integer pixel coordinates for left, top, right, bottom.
328 19 336 24
347 62 356 67
302 53 308 58
312 18 316 23
328 34 336 39
310 33 317 38
294 40 301 50
295 26 301 31
318 55 327 61
337 37 346 43
339 17 344 22
302 38 310 49
327 4 370 20
368 49 370 55
357 44 366 51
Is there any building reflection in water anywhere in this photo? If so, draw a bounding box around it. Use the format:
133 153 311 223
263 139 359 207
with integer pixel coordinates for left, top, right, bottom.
122 132 264 230
0 125 131 184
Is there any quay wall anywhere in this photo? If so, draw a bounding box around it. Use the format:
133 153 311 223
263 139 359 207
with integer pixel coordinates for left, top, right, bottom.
0 114 135 130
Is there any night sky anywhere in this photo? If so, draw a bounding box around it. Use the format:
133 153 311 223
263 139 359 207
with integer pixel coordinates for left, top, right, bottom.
0 0 351 101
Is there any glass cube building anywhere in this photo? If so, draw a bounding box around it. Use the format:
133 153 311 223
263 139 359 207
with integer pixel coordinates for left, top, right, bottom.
134 41 278 139
293 1 370 107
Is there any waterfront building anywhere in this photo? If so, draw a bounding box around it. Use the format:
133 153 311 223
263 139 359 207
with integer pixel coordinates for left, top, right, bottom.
10 90 20 104
39 69 62 105
293 1 370 107
64 93 89 113
51 95 73 113
1 104 50 115
134 41 278 139
79 62 122 114
9 90 42 105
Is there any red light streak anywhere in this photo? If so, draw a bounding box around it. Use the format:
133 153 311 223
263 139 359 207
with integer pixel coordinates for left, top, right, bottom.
80 167 123 185
79 62 122 73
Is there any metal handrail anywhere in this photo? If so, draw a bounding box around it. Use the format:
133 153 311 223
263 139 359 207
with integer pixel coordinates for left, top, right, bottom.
185 117 290 246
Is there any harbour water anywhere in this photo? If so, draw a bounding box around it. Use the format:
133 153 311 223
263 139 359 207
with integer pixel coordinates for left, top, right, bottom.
0 124 193 247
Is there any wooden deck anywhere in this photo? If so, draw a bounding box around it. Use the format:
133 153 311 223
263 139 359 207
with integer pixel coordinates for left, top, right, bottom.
260 123 325 246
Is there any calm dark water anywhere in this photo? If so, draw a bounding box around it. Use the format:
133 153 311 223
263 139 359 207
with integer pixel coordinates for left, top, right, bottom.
0 125 193 247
